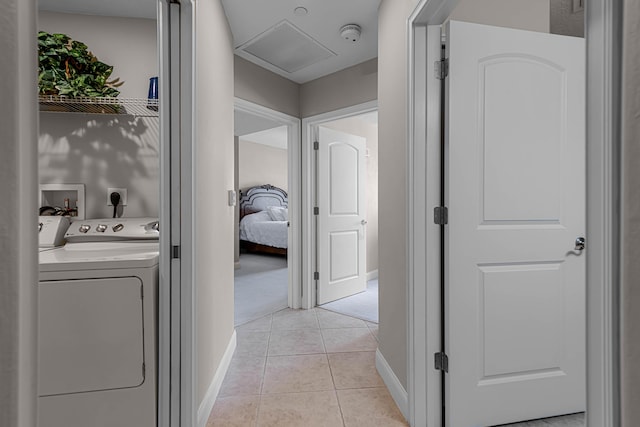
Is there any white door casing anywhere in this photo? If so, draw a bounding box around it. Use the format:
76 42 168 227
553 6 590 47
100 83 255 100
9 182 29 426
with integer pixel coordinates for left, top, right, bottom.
317 127 367 305
445 21 586 426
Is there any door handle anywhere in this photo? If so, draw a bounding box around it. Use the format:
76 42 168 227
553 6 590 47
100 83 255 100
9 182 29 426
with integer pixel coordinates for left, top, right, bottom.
574 236 585 252
361 219 368 225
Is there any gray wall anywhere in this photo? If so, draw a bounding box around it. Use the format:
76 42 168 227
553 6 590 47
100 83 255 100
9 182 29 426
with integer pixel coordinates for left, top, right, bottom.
324 116 379 274
300 59 378 118
238 140 288 192
38 12 159 219
194 0 236 405
235 55 300 117
39 114 159 219
236 55 378 120
448 0 550 32
0 0 38 426
550 0 584 37
377 0 418 390
39 12 159 99
622 0 640 424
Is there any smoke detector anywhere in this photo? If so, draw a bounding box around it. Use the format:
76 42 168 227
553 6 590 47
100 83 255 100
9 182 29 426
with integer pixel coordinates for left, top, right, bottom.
339 24 361 43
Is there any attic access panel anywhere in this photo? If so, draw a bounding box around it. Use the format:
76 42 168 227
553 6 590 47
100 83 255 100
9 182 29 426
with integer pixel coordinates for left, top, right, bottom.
237 20 336 74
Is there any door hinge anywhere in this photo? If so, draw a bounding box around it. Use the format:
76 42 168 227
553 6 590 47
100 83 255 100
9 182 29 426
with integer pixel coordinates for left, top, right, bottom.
314 207 319 215
434 58 449 80
314 141 319 150
314 271 319 281
434 206 448 225
171 245 181 259
434 352 449 372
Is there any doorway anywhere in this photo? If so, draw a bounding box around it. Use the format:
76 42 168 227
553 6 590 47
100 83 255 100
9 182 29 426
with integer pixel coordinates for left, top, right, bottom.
408 1 619 426
234 99 302 326
302 101 379 322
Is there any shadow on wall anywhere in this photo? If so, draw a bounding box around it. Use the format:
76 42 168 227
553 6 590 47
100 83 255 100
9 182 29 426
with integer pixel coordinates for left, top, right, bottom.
39 113 160 218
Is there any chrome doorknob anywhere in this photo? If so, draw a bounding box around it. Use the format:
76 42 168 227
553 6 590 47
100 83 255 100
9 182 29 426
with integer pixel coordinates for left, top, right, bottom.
575 237 585 251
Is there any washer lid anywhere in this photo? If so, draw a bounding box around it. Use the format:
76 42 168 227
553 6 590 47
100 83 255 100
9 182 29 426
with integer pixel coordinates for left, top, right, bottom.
39 241 159 272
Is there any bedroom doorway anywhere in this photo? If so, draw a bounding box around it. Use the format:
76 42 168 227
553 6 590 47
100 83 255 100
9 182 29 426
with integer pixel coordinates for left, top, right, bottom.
302 102 379 323
233 99 301 326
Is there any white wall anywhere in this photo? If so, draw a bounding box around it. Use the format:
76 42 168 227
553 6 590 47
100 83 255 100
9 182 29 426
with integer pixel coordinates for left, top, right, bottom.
300 59 378 118
448 0 550 32
194 0 236 405
38 12 159 219
377 0 418 391
622 0 640 424
0 0 38 426
238 140 288 192
323 116 379 274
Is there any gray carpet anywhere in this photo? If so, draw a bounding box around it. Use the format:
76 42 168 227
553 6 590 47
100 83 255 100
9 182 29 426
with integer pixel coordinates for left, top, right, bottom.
320 278 379 324
234 253 288 326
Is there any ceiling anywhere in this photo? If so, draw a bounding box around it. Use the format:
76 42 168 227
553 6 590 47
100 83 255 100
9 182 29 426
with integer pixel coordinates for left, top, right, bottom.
221 0 381 83
39 0 381 84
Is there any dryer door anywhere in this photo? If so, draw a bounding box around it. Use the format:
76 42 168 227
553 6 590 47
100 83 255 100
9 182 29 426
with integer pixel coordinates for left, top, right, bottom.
39 277 145 396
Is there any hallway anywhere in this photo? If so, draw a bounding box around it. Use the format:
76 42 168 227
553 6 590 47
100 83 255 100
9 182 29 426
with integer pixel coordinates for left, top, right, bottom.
206 308 406 426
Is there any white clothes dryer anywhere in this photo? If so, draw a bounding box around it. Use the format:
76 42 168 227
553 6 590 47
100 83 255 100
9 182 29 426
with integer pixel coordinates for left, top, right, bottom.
38 218 159 427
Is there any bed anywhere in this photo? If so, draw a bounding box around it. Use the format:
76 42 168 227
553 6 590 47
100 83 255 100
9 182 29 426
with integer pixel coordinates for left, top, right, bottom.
239 184 288 256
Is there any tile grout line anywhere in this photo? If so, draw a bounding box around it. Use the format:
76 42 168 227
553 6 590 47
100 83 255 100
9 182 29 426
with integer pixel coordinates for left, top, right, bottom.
254 313 273 427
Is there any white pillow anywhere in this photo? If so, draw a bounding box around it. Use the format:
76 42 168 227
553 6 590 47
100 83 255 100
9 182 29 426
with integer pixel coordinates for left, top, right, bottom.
266 206 288 221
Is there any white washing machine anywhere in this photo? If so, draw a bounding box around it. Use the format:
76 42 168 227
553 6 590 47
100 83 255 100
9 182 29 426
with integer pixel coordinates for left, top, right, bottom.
38 216 70 252
38 218 159 427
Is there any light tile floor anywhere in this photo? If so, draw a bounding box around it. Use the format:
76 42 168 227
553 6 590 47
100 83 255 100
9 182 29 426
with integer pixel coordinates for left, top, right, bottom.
206 307 405 427
208 307 582 427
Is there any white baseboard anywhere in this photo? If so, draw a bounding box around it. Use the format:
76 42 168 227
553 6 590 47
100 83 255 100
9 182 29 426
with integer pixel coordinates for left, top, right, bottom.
367 269 379 281
376 348 409 421
197 330 237 427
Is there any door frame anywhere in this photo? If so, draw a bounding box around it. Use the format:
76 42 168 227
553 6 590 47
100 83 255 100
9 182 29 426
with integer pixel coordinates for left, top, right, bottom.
407 1 622 426
301 100 378 309
234 98 302 308
158 1 196 426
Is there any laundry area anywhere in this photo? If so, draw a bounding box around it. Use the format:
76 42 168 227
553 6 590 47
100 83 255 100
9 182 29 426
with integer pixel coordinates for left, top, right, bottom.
36 6 160 427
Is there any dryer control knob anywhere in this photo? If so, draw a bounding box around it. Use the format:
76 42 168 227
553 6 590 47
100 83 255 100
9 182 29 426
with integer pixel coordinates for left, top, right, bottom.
113 224 124 232
79 224 91 233
96 224 107 233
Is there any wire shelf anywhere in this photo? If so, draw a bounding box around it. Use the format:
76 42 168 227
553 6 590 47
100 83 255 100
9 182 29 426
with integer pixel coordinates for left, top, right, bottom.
39 95 159 117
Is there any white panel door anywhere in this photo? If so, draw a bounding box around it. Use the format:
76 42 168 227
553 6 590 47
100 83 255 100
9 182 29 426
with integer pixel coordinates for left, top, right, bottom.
445 21 586 426
317 127 367 304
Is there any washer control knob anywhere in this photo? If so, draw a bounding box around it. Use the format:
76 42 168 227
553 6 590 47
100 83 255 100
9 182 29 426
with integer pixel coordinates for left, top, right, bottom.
96 224 108 233
113 224 124 232
79 224 91 233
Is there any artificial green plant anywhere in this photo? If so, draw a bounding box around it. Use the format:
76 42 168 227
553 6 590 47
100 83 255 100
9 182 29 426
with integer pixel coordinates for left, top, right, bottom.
38 31 124 98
